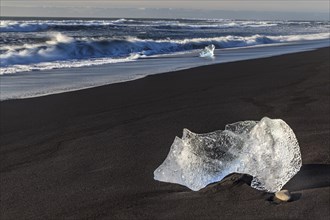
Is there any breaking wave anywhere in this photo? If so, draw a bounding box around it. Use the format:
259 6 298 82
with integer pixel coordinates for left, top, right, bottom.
1 32 329 74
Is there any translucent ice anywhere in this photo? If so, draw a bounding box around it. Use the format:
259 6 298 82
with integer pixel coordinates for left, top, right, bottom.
199 44 215 58
154 117 302 192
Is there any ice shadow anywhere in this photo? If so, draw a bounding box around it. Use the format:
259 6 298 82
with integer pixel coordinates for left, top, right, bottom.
283 164 330 191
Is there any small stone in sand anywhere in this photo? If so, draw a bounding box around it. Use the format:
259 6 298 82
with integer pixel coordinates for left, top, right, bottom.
275 190 291 202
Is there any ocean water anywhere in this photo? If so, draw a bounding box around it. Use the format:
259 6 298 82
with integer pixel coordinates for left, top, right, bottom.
0 18 329 99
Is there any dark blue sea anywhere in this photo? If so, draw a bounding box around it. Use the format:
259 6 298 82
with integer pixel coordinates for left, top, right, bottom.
1 18 329 74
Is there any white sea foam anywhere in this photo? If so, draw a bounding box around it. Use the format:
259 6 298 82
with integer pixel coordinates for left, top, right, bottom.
166 33 330 45
0 54 140 75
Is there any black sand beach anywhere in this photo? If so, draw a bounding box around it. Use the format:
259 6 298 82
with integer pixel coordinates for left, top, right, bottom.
1 48 329 219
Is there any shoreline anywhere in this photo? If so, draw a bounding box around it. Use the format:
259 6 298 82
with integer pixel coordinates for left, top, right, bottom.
1 41 329 101
1 48 329 219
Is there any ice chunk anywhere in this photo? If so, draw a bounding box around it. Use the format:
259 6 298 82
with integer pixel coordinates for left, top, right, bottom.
199 44 215 58
154 117 302 192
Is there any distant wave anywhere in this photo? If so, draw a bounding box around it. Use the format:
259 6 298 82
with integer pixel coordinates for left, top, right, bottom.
2 19 312 32
1 32 329 75
150 21 279 29
0 19 131 32
0 21 49 32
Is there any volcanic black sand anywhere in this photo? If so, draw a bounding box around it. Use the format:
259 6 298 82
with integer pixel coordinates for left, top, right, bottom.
1 48 329 219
